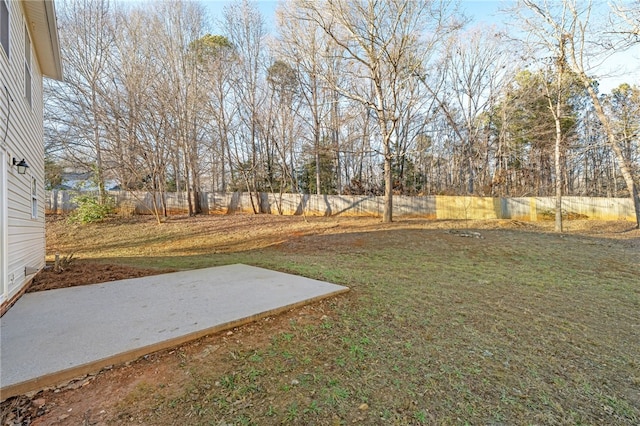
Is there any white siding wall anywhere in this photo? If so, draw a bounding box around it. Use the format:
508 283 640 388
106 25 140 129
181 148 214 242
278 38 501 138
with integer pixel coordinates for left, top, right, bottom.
1 0 46 307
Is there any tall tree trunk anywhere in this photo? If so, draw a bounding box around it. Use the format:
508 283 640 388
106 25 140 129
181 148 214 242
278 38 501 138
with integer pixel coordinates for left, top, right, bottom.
182 143 194 216
383 142 393 223
554 109 563 232
315 138 321 195
220 131 227 192
332 90 342 194
91 88 107 205
378 108 393 222
553 53 564 232
583 82 640 228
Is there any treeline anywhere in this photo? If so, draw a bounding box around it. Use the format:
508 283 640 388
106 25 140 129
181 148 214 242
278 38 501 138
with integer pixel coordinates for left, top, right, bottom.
44 0 639 224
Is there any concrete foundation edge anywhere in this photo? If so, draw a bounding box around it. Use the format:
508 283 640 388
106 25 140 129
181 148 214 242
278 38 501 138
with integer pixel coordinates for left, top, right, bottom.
0 287 349 401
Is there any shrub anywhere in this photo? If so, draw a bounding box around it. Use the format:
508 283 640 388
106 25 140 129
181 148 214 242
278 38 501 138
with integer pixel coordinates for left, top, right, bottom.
69 194 115 224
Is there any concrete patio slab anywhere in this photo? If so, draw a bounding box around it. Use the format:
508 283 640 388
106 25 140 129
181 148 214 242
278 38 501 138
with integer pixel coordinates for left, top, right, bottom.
0 264 348 400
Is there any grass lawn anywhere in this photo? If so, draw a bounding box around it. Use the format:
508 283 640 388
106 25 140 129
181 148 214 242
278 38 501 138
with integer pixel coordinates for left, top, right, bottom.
21 215 640 424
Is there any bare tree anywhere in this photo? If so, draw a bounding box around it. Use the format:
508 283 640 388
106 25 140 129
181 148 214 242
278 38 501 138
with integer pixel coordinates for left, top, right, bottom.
275 3 333 196
547 36 569 232
435 26 514 195
149 1 210 215
224 0 268 213
297 0 455 222
46 0 115 203
105 5 170 222
191 34 238 193
610 1 640 40
519 0 640 228
44 0 639 217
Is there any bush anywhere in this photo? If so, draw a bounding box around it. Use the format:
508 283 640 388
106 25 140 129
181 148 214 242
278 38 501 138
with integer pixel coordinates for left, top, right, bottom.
69 194 115 224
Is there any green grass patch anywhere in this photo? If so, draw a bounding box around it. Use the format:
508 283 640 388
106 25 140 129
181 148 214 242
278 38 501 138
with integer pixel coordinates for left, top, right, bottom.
45 215 640 424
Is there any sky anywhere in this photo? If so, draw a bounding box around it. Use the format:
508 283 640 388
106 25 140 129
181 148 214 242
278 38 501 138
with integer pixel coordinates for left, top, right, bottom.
199 0 639 94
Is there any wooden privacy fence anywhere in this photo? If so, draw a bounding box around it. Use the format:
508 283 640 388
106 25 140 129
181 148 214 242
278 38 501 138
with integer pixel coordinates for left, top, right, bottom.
46 190 636 222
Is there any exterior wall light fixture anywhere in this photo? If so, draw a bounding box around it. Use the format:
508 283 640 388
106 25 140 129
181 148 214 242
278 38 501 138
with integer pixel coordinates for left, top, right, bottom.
12 158 29 174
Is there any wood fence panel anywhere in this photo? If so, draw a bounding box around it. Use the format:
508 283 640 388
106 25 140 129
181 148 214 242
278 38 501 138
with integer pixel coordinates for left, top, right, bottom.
45 190 636 222
435 196 499 220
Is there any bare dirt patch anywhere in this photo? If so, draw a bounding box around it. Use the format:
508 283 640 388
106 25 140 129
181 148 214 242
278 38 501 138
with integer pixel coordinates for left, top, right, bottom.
26 261 175 293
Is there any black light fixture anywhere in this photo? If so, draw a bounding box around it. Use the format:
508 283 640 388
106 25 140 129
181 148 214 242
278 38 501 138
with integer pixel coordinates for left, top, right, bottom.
13 158 29 174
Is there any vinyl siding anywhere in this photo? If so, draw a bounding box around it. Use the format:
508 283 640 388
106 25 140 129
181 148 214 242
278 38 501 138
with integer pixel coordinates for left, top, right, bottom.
1 0 46 307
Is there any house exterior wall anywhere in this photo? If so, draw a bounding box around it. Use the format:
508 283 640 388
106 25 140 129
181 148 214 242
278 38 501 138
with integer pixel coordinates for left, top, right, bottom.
1 0 47 313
